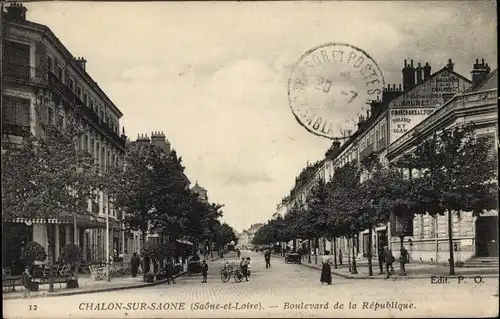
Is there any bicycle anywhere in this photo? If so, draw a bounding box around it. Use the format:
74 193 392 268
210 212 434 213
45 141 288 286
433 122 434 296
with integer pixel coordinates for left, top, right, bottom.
220 267 232 283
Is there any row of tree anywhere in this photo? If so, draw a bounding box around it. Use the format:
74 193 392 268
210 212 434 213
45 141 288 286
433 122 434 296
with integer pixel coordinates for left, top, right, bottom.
2 108 238 285
253 124 497 276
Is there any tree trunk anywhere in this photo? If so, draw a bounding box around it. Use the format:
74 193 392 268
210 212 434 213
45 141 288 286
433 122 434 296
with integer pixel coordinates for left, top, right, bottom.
368 226 373 276
333 237 338 269
307 238 311 263
314 238 318 265
141 230 147 281
399 235 406 276
293 239 297 251
347 236 351 272
448 209 455 275
351 234 358 274
45 218 54 292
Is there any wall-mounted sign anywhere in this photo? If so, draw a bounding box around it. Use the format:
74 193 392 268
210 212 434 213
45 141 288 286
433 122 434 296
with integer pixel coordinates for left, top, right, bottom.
390 70 471 109
390 108 435 142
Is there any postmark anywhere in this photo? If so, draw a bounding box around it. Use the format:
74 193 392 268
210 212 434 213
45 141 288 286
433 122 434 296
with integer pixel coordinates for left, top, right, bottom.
288 43 385 139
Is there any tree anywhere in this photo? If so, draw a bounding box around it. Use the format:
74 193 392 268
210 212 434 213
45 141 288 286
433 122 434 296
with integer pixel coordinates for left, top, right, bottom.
214 223 237 249
407 125 497 275
305 179 331 264
2 110 103 291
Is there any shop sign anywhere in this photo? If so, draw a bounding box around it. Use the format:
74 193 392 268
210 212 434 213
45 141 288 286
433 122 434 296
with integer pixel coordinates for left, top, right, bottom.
389 108 435 142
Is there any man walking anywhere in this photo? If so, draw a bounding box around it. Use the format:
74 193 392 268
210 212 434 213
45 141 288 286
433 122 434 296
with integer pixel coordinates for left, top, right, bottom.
201 260 208 283
384 246 395 279
378 248 385 275
240 257 249 281
166 261 176 285
264 250 271 269
338 249 343 266
130 253 141 278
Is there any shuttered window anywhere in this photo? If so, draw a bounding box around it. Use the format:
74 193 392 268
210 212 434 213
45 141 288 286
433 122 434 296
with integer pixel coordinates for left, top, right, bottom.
3 40 30 80
2 95 31 127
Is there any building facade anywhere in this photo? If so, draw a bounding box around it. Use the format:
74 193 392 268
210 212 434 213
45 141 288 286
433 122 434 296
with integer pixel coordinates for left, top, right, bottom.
278 56 497 264
2 3 129 268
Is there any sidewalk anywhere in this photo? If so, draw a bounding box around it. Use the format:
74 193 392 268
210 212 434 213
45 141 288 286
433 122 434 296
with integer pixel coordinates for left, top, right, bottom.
3 270 188 300
4 256 224 300
275 255 498 280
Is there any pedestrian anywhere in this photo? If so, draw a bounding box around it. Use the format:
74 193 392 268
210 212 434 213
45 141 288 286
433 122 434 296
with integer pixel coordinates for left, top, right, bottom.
264 250 271 269
166 261 176 285
246 257 251 277
378 248 385 275
338 249 343 266
201 260 208 283
236 249 241 259
130 253 141 278
320 252 333 285
21 266 34 298
384 246 395 279
240 257 249 281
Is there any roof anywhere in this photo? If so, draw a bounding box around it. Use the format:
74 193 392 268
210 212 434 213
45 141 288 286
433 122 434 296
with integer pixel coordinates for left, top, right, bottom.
191 182 206 193
465 69 498 93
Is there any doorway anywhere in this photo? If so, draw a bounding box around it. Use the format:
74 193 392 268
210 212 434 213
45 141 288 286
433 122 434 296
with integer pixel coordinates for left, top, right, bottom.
475 216 499 257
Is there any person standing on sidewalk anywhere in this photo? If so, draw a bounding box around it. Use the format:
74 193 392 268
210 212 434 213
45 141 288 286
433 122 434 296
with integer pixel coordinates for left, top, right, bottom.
338 249 343 266
384 246 395 279
320 253 332 285
378 248 385 275
166 261 176 285
264 250 271 269
130 253 141 278
201 260 208 283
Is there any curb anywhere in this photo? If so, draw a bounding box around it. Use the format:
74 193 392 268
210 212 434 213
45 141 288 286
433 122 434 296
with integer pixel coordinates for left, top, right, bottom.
3 271 187 300
299 261 499 280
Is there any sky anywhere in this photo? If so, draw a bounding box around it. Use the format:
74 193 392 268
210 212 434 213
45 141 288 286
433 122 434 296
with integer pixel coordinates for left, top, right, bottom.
24 1 497 233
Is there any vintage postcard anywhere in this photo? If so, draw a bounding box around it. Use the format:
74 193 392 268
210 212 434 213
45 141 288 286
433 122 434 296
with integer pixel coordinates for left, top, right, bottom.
1 0 498 318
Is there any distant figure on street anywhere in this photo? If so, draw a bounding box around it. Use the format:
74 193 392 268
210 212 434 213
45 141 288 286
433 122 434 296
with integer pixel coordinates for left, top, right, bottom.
378 248 385 275
201 260 208 283
240 257 249 281
384 246 395 279
264 250 271 269
338 249 343 266
320 253 332 285
166 261 176 285
236 249 241 259
246 257 251 277
21 266 34 298
130 253 141 278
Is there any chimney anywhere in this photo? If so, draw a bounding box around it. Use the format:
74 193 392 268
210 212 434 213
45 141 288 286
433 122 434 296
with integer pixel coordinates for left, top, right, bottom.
402 59 416 91
74 57 87 70
325 139 342 158
357 115 365 129
471 58 491 86
446 59 454 72
416 63 423 83
370 100 382 116
151 131 168 152
136 133 150 145
423 62 431 80
5 3 28 21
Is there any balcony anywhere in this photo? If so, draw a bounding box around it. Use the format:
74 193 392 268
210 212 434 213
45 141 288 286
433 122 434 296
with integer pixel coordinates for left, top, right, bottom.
359 143 375 162
2 61 47 86
2 123 31 137
47 72 126 150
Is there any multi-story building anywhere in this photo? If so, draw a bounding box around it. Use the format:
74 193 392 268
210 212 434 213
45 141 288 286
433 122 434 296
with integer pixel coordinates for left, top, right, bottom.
1 3 128 267
278 56 497 264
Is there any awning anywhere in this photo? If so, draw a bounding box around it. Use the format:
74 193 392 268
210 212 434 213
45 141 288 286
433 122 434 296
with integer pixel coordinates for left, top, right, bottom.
8 216 106 229
176 239 193 245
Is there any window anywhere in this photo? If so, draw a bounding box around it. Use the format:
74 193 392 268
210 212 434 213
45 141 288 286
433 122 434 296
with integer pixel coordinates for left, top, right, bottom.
69 78 75 92
56 113 64 128
101 146 105 171
76 85 82 99
419 215 424 239
89 99 94 112
430 215 437 238
91 139 95 158
48 107 54 125
57 65 64 82
2 95 31 128
47 56 53 72
83 93 88 106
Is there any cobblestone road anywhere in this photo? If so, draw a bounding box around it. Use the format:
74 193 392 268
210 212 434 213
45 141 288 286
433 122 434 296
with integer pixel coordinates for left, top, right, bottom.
3 251 498 318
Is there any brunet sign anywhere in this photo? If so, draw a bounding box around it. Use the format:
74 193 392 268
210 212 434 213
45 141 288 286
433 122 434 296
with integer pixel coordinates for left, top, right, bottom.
389 70 469 108
388 69 471 143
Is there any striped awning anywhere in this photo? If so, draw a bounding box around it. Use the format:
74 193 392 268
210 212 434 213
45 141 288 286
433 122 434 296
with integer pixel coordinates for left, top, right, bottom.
9 216 106 229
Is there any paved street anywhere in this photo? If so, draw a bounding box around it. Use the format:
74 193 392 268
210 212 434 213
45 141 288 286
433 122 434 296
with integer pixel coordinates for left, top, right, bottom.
3 251 498 318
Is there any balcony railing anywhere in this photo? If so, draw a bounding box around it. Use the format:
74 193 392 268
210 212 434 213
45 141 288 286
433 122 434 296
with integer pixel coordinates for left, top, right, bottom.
2 60 47 86
1 123 31 137
47 72 126 149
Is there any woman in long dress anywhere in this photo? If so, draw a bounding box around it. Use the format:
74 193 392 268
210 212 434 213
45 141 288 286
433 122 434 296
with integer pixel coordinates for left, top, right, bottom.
320 252 332 285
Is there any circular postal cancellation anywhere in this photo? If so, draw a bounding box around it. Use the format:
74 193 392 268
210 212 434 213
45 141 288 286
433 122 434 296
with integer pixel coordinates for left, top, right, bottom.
288 42 385 139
